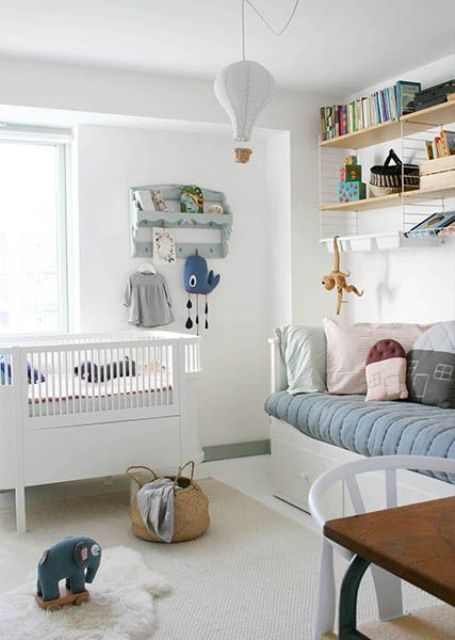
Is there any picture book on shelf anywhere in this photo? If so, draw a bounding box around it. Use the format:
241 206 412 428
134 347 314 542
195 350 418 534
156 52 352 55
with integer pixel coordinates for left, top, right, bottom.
407 210 455 237
425 129 455 159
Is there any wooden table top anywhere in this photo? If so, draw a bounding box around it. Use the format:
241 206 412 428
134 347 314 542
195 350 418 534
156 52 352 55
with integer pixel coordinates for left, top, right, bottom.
324 496 455 606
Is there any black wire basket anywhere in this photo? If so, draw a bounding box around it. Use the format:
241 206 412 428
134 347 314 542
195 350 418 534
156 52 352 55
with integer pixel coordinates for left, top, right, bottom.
370 149 420 196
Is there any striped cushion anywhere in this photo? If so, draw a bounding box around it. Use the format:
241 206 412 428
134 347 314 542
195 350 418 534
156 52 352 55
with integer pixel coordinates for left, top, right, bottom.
323 317 429 394
276 325 326 394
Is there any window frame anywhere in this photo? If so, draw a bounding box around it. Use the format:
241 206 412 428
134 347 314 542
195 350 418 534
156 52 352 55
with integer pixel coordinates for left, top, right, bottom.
0 126 72 336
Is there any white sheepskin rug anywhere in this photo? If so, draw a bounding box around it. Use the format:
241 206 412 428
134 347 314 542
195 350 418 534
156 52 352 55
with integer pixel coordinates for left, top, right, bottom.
0 546 170 640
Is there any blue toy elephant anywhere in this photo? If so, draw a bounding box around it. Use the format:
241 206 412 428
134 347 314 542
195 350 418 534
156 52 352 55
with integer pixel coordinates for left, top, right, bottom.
36 535 102 602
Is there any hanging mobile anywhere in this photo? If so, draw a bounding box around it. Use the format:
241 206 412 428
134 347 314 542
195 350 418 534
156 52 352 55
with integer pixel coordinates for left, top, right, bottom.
183 254 220 332
195 295 200 336
185 297 193 330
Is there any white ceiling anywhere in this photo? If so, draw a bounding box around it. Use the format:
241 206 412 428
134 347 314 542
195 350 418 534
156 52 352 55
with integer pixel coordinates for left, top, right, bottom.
0 0 454 94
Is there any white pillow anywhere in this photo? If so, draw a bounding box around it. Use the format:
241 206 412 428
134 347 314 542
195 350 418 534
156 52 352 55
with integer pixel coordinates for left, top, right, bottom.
276 325 326 394
323 317 430 395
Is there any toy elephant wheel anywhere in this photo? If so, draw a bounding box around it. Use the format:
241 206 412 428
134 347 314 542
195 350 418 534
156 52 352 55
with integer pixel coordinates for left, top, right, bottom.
74 593 90 606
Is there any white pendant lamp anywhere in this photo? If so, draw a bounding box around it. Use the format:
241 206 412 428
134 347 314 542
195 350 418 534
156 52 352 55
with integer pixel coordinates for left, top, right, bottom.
214 0 299 163
214 60 275 163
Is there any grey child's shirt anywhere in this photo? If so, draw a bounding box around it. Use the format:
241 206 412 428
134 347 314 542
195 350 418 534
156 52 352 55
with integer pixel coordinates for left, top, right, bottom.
124 272 174 327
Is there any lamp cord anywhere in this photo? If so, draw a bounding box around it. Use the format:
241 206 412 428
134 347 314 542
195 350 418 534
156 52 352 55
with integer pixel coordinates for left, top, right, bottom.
241 0 300 58
242 0 246 60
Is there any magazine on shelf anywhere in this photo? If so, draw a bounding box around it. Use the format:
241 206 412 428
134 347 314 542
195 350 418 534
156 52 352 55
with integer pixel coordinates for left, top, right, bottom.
406 210 455 237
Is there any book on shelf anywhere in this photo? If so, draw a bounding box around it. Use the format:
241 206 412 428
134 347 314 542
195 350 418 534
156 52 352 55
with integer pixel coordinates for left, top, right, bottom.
395 80 421 116
406 210 455 237
319 79 421 141
425 129 455 159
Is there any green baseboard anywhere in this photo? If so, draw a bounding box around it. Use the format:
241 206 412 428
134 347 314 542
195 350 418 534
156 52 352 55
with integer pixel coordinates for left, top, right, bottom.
203 439 271 462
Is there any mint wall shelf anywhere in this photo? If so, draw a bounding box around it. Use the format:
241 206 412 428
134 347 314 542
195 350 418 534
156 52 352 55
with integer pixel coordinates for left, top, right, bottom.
130 184 233 259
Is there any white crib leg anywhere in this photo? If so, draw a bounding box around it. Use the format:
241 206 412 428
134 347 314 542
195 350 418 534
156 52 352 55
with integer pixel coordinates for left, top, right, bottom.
314 538 336 640
15 485 26 534
371 565 403 621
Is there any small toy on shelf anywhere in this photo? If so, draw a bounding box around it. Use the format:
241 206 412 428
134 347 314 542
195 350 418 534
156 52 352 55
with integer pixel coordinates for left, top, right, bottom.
337 156 366 203
151 190 168 212
322 236 364 315
209 204 224 214
36 535 101 610
340 164 362 182
337 181 366 203
180 185 204 213
184 254 220 333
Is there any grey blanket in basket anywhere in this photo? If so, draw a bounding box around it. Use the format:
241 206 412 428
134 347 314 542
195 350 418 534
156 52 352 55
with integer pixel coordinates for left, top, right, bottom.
136 478 175 543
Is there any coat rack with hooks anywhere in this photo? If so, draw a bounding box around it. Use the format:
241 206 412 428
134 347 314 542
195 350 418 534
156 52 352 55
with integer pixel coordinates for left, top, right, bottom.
130 184 233 259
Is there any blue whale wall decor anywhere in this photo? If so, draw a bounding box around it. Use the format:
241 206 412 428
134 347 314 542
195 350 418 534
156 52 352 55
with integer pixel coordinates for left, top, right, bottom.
184 255 220 332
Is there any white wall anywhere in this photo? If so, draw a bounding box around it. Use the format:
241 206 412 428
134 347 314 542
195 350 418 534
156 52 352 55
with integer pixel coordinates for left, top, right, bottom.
0 56 335 327
0 56 336 448
342 55 455 323
76 124 279 447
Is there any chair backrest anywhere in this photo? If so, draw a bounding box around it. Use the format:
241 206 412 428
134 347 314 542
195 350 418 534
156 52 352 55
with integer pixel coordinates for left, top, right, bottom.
309 455 455 534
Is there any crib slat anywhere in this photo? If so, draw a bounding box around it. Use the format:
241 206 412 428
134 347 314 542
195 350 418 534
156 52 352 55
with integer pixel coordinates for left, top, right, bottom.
79 348 84 414
95 347 100 414
166 345 170 405
45 351 50 417
146 346 151 407
108 346 113 411
90 346 94 413
69 349 75 415
139 346 144 409
122 346 127 410
59 350 63 416
29 352 35 417
129 345 134 410
38 352 44 417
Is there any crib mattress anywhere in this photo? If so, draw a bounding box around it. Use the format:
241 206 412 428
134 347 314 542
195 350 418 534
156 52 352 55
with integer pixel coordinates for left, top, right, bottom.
265 391 455 483
28 373 172 404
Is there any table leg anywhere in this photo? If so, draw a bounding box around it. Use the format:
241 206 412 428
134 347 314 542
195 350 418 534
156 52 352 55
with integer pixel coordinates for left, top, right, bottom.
339 555 371 640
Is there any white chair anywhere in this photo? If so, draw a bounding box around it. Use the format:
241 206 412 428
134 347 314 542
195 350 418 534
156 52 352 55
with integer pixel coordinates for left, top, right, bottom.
308 454 455 640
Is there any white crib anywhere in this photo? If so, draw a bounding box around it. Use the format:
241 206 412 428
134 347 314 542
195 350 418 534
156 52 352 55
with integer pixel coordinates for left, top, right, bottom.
0 330 202 532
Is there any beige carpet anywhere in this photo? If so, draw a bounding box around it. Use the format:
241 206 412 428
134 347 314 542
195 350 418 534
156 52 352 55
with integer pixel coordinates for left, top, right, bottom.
0 479 436 639
324 603 455 640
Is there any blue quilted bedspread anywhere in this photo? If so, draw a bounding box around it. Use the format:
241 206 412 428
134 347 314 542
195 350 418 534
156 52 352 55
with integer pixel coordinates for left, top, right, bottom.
265 392 455 483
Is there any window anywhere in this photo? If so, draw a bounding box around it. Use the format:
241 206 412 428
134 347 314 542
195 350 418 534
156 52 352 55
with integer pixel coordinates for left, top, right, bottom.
434 363 454 381
0 135 69 334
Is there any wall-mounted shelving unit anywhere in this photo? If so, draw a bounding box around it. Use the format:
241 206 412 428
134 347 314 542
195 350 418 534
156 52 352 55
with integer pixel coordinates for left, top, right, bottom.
321 185 455 212
319 231 447 253
319 100 455 150
130 185 233 259
319 99 455 252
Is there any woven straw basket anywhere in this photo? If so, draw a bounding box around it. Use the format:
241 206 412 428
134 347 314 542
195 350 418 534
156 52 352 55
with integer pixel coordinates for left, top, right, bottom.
127 461 210 543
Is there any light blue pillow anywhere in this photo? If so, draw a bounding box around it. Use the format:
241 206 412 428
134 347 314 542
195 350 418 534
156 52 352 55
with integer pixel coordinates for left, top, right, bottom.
276 325 326 394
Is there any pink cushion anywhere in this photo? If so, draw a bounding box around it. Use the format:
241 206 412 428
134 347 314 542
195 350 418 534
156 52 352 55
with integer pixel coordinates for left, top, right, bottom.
365 339 408 402
323 317 430 395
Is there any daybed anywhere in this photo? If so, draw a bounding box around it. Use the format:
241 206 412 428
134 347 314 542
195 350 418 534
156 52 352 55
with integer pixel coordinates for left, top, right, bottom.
265 333 455 515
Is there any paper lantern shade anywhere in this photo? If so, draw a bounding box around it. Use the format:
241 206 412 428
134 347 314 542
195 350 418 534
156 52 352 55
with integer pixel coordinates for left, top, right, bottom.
214 60 275 143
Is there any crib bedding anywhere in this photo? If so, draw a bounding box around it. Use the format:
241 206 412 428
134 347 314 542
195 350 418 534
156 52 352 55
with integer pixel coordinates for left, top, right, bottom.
27 372 173 404
265 391 455 482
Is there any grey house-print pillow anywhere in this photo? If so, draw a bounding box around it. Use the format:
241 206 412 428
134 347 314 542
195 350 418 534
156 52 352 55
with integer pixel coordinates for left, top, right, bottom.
407 350 455 408
407 321 455 409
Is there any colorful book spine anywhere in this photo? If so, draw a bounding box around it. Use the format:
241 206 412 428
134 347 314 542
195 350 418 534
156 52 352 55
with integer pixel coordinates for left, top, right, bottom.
319 80 419 139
